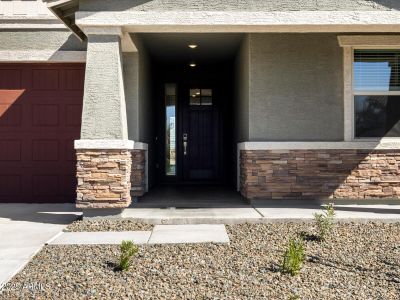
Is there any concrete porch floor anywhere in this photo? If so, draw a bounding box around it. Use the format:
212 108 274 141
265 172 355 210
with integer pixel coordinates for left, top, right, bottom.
126 186 400 224
134 185 248 208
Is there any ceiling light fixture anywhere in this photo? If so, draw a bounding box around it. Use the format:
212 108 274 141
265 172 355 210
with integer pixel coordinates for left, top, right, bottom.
189 63 197 67
188 44 198 49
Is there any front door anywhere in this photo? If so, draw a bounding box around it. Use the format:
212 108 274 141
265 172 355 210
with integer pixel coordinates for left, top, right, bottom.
182 87 219 182
162 83 221 184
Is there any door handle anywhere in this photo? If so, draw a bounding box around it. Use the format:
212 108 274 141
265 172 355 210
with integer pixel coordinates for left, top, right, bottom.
183 133 188 156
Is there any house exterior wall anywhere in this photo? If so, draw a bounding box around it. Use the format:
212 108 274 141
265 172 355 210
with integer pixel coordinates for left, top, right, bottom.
4 0 400 206
124 52 139 141
234 34 250 143
80 0 400 11
249 33 343 141
0 30 85 52
0 0 51 17
124 34 154 189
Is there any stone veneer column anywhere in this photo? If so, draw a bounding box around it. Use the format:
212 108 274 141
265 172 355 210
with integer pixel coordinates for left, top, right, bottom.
76 147 132 209
75 26 134 213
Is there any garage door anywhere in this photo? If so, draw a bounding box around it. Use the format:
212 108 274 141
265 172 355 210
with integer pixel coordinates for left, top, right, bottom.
0 63 84 203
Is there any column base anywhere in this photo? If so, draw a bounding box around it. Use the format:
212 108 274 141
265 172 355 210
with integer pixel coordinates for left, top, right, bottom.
76 149 132 209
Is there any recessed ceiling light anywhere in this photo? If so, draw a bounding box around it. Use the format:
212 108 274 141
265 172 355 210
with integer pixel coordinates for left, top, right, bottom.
188 44 198 49
189 63 197 67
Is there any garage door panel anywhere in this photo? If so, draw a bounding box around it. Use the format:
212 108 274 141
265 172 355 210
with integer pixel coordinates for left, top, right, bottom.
32 104 59 126
0 63 84 203
0 103 22 127
32 140 59 161
33 175 60 197
65 69 85 90
0 175 21 197
0 140 21 161
0 69 22 89
32 69 60 90
66 104 82 127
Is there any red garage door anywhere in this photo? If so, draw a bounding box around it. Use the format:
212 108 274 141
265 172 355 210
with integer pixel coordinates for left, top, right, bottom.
0 63 84 203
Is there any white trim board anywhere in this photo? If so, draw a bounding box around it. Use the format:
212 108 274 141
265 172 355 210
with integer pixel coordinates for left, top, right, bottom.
338 35 400 47
0 50 86 62
74 140 134 150
76 11 400 32
237 141 400 150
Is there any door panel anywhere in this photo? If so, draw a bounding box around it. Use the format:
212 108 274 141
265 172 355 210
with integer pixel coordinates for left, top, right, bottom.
182 86 219 182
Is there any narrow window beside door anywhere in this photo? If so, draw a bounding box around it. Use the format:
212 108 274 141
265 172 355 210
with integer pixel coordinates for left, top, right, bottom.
165 84 177 176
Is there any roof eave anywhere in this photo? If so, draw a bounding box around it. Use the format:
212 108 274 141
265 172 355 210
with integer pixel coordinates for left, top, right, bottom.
43 0 85 41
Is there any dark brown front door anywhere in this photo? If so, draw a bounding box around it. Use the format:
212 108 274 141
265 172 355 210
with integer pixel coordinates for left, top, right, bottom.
0 63 84 203
181 87 219 182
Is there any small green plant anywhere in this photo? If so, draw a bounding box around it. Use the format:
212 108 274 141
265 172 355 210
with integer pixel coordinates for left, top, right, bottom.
289 295 300 300
314 203 336 241
281 238 305 276
118 240 138 271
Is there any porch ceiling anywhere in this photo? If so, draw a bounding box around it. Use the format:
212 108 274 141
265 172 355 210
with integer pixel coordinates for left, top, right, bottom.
140 33 243 64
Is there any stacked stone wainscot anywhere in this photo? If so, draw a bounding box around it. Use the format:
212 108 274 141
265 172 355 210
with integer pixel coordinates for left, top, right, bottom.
131 149 146 197
240 149 400 200
76 149 132 209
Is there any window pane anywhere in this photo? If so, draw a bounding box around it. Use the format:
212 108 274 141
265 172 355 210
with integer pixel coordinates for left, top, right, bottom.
202 89 212 97
165 84 176 176
190 88 201 105
355 95 400 138
202 96 213 105
354 50 400 92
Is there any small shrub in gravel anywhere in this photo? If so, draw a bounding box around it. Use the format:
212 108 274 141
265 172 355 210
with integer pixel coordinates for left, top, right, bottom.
314 203 336 241
118 240 138 271
281 237 305 276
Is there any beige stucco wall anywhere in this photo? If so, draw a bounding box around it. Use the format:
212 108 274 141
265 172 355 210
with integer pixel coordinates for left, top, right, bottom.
248 33 344 141
0 30 85 51
234 34 250 143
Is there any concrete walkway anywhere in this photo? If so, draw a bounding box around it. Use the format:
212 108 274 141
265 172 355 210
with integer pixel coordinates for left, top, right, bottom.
0 204 81 287
123 201 400 224
50 224 230 245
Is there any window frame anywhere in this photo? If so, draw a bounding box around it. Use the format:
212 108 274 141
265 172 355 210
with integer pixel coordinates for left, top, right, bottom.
346 46 400 141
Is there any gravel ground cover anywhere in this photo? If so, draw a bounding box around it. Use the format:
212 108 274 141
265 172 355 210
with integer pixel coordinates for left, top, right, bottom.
1 222 400 299
64 219 153 232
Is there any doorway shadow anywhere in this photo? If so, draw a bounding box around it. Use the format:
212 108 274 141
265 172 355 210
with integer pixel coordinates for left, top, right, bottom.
134 185 250 208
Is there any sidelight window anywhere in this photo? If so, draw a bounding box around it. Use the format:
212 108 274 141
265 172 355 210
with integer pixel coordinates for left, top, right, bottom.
165 84 176 176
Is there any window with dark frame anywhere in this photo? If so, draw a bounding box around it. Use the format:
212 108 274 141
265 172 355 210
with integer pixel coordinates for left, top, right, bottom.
189 88 213 106
353 50 400 138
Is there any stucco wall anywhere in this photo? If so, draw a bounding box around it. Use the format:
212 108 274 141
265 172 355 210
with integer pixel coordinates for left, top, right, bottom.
234 35 250 143
124 52 139 141
125 34 155 187
80 0 400 11
81 34 128 140
249 33 344 141
0 30 86 51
